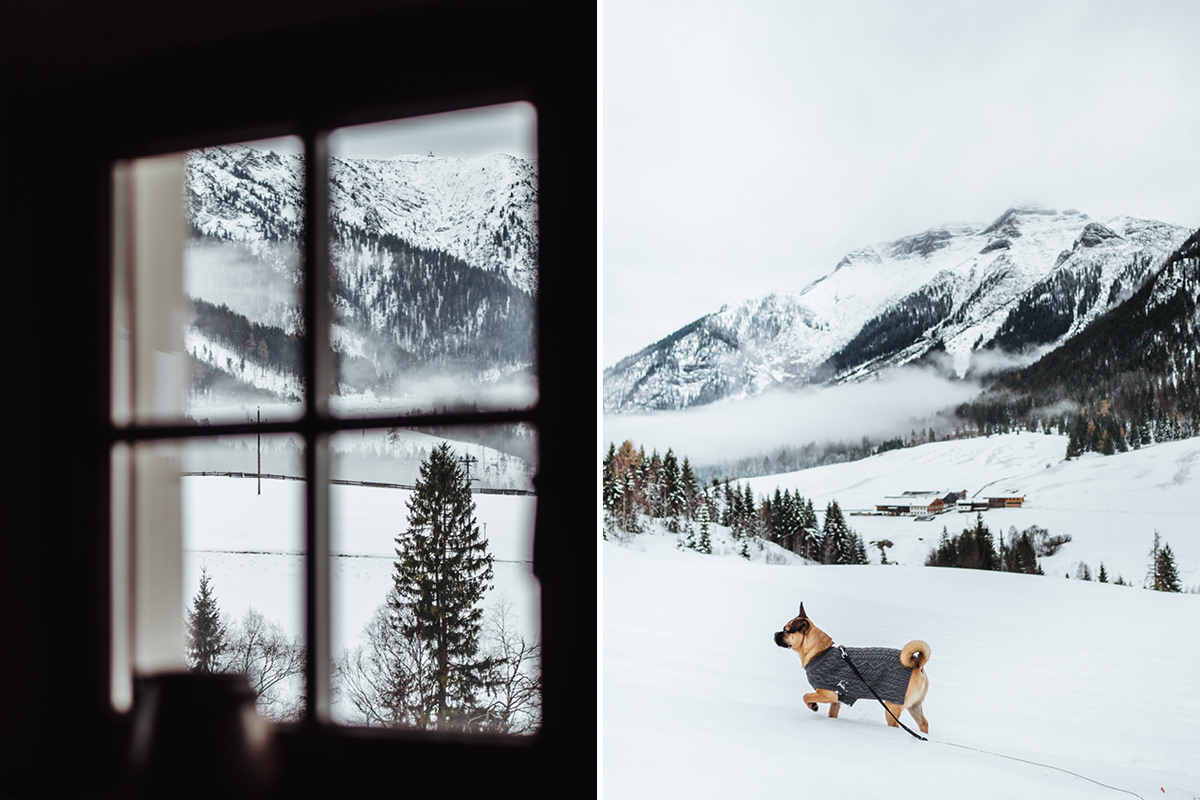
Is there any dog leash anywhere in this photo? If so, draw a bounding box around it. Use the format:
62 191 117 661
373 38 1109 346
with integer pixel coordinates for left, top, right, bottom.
836 645 927 741
836 646 1147 799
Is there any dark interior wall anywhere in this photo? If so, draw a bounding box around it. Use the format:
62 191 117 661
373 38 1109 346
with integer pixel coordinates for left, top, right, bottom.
0 2 596 795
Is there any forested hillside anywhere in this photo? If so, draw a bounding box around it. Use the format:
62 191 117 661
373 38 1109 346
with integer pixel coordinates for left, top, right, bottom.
956 227 1200 456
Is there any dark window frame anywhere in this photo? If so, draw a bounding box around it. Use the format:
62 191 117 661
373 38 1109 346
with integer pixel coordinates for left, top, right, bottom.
5 3 594 795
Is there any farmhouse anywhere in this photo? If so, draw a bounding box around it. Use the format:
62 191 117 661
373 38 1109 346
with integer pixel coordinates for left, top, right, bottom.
876 490 965 516
959 492 1025 512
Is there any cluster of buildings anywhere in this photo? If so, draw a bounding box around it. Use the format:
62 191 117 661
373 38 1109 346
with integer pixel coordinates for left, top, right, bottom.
874 489 1025 518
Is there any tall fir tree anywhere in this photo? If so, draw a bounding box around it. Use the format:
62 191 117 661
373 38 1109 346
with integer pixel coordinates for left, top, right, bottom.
798 498 820 561
661 448 683 531
602 443 619 512
186 565 228 674
680 457 699 517
391 442 496 730
696 501 712 555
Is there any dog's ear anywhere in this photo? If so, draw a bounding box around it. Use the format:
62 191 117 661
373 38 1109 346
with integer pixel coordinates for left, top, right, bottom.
798 602 807 619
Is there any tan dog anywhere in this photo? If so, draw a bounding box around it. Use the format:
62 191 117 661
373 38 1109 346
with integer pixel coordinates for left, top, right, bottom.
773 602 931 733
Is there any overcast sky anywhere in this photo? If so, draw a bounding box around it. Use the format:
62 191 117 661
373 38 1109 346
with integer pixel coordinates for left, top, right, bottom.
330 102 537 160
244 102 537 160
602 0 1200 366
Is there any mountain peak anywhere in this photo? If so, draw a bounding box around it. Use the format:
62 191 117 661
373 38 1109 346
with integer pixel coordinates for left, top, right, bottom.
982 204 1059 235
1074 221 1122 248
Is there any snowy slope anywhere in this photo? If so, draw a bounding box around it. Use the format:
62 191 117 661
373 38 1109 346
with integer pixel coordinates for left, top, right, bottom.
740 431 1200 587
603 430 1200 796
603 541 1200 799
330 152 537 293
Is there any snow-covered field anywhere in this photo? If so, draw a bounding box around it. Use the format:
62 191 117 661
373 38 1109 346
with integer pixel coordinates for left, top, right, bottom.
742 431 1200 587
180 433 539 720
603 433 1200 799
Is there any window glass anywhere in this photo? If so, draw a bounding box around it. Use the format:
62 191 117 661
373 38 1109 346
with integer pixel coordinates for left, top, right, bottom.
326 102 538 417
329 424 541 734
181 434 306 721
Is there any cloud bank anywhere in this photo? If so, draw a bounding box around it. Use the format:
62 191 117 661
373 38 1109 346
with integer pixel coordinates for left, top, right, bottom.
602 366 983 468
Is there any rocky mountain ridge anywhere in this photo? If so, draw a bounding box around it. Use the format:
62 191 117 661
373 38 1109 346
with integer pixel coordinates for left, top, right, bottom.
604 205 1192 414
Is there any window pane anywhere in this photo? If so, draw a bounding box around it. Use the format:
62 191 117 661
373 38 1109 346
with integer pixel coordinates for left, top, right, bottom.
112 138 306 426
112 435 306 720
327 102 538 417
184 137 306 423
329 425 541 734
181 434 306 721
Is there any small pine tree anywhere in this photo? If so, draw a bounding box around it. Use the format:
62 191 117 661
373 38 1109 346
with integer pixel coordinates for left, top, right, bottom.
1153 541 1182 593
186 565 228 673
660 448 683 532
678 517 696 552
1098 563 1108 583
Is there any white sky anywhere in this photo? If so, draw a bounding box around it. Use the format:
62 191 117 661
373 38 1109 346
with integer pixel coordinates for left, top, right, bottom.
329 102 537 161
602 0 1200 366
242 102 537 160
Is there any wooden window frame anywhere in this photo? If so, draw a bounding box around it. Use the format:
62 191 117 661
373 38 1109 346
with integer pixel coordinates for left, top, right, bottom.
2 3 595 796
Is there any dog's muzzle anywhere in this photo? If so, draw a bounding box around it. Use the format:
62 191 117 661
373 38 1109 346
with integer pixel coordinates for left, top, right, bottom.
773 630 787 648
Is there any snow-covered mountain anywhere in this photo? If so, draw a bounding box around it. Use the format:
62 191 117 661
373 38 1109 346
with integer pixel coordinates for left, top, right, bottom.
181 145 538 405
604 206 1192 414
186 145 537 291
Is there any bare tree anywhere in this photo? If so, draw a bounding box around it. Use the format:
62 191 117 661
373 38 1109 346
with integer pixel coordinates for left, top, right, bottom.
471 596 542 735
338 596 541 734
223 608 305 721
338 601 439 728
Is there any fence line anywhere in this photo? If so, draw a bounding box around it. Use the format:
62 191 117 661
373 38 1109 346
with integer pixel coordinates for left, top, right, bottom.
181 471 535 496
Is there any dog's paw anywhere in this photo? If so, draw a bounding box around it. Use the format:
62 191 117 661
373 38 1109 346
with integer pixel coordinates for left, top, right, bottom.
808 702 819 712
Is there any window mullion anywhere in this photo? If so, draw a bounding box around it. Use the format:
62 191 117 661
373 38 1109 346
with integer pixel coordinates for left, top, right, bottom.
302 128 333 724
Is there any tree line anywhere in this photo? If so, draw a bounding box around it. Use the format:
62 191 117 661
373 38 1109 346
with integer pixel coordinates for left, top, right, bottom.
603 440 1190 588
924 515 1068 575
188 296 303 380
602 440 868 564
331 227 534 380
924 515 1186 592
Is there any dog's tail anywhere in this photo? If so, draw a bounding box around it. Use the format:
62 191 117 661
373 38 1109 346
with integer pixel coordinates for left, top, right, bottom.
901 640 931 671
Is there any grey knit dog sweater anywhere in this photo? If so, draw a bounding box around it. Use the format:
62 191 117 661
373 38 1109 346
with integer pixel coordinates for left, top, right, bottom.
803 646 913 706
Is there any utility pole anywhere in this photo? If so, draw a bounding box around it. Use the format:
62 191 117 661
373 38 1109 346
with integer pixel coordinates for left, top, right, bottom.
457 454 479 487
257 405 262 496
